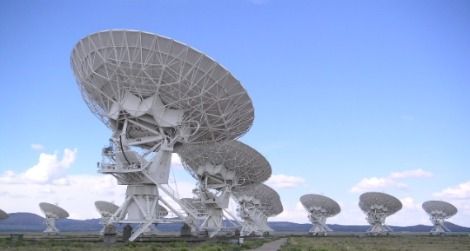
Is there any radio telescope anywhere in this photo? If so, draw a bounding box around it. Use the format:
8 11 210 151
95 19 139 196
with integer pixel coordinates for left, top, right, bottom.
39 202 69 234
359 192 402 235
71 30 254 241
177 140 271 237
0 209 8 220
300 194 340 236
422 200 457 234
95 201 119 234
233 183 283 236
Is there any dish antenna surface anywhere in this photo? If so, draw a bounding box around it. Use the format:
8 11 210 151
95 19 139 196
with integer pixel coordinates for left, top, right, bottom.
422 200 457 234
233 183 283 236
39 202 69 234
0 209 8 220
300 194 340 236
359 192 402 235
177 140 271 237
71 30 254 241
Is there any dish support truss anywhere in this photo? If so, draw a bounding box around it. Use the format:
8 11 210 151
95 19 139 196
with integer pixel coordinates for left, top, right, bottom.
365 207 393 234
429 211 451 234
236 200 272 236
98 118 202 241
183 166 241 237
43 217 60 234
307 208 333 236
98 215 113 235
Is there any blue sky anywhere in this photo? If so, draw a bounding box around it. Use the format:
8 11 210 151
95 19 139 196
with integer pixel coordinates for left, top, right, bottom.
1 0 469 226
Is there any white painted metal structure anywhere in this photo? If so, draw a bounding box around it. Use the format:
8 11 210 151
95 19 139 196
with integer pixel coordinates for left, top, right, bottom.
0 209 8 220
95 201 119 234
233 184 283 236
422 200 457 234
181 197 208 219
39 202 69 234
359 192 401 235
71 30 254 241
300 194 340 236
177 140 271 237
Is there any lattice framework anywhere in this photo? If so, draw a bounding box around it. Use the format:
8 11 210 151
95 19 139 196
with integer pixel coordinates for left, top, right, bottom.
71 30 254 146
300 194 340 235
359 192 402 234
422 200 457 234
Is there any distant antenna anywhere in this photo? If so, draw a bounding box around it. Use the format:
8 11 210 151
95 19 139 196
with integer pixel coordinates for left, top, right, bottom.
94 201 119 235
422 200 457 235
0 209 8 220
359 192 402 235
177 140 271 237
300 194 340 236
39 202 69 234
232 183 283 237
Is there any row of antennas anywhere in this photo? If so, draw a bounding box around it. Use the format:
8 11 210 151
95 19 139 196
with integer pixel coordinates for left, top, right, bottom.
0 196 457 236
300 192 458 236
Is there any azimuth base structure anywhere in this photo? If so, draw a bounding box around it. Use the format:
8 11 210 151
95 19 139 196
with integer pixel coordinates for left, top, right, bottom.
300 194 340 236
233 184 283 237
39 202 69 234
422 200 457 235
71 30 254 241
359 192 402 235
177 140 271 237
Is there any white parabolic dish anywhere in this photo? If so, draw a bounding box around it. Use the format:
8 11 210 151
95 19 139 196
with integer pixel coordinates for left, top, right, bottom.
300 194 341 217
0 209 8 220
95 201 119 218
359 192 402 215
233 183 283 217
71 30 254 146
39 202 69 219
422 200 457 218
176 140 272 186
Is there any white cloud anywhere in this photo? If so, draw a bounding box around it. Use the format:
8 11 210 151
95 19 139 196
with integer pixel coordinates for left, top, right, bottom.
0 147 198 220
266 174 305 189
433 181 470 226
271 202 308 223
1 148 77 184
434 181 470 200
23 148 77 183
400 196 420 210
385 196 429 226
350 168 432 193
31 144 45 151
390 169 433 179
350 177 407 193
0 175 126 219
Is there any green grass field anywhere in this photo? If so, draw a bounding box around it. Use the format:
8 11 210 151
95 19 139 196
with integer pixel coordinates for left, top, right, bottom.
2 234 470 251
0 235 269 251
280 235 470 251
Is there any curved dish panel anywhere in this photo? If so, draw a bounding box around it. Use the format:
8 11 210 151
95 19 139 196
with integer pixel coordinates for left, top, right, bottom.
71 30 254 145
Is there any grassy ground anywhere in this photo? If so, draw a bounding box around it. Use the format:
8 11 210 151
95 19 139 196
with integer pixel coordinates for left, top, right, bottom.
280 235 470 251
0 237 268 251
